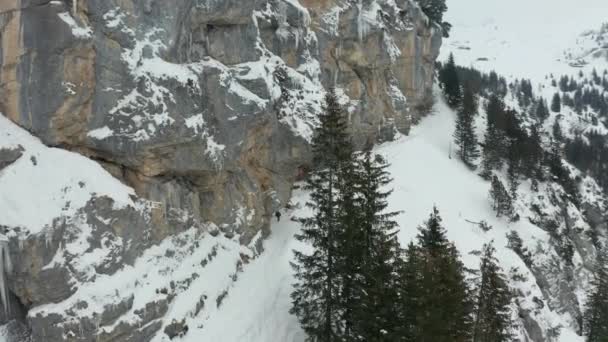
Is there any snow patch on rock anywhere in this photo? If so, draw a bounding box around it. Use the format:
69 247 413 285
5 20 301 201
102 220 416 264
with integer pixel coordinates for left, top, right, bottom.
57 12 92 39
0 114 135 235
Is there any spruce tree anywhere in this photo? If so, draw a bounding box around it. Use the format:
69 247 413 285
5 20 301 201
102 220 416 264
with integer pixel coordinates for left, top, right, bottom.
528 125 544 181
454 84 480 168
414 0 446 24
517 124 543 181
553 119 564 142
416 207 473 342
489 175 513 218
551 93 562 113
584 247 608 342
472 242 513 342
535 99 550 123
291 89 354 341
335 146 361 340
440 54 462 108
506 141 520 200
480 96 506 179
396 243 423 342
351 152 401 341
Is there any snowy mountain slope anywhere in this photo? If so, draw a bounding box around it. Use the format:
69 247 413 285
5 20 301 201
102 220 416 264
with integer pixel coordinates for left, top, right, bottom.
440 0 608 156
2 89 595 340
442 0 608 82
169 91 598 342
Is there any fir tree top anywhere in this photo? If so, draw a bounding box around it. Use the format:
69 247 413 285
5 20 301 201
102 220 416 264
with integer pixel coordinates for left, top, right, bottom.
417 206 450 253
311 88 353 169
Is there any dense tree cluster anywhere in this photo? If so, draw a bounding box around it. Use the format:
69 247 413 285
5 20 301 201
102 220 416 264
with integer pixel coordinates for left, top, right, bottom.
556 71 608 116
584 247 608 342
439 54 462 108
454 84 480 167
439 58 608 342
443 58 587 207
548 70 608 198
454 66 508 98
479 95 544 184
413 0 451 37
512 79 535 108
535 99 550 123
293 56 608 342
551 93 562 113
292 90 513 342
545 143 580 205
438 56 509 106
441 57 547 196
565 132 608 191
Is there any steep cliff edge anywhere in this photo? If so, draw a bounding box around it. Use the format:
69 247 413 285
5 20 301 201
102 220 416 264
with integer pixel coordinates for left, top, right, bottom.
0 0 441 340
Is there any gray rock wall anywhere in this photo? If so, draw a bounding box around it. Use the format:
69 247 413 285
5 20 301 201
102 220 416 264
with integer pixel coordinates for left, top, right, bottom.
0 0 441 243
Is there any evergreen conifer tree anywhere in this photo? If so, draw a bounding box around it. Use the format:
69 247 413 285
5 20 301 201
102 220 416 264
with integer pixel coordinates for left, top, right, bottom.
518 124 544 181
416 207 473 342
489 175 513 218
507 142 520 200
551 93 562 113
454 84 480 168
584 247 608 342
480 96 506 179
396 243 423 342
440 54 462 108
535 99 550 123
291 89 354 341
351 152 401 341
472 242 513 342
335 148 362 340
528 125 544 180
553 120 564 142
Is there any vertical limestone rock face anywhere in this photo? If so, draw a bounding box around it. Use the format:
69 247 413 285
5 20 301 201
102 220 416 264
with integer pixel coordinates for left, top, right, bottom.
0 0 441 243
302 0 441 144
0 1 440 340
0 3 23 125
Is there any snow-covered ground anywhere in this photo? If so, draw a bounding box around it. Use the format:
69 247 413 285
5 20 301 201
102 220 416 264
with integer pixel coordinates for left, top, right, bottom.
442 0 608 83
179 93 584 342
179 193 309 342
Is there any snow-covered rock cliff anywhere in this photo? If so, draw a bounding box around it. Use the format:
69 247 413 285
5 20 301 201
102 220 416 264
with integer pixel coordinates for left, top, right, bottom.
0 0 441 340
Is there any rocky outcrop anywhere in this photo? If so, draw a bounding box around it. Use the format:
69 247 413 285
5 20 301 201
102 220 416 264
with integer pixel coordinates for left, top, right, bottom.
15 197 200 342
0 145 22 170
0 0 441 340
